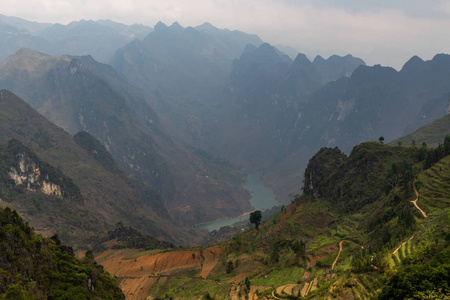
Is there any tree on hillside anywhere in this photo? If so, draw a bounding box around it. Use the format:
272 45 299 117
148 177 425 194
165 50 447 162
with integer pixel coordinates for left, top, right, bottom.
249 210 262 229
291 240 306 260
378 136 385 144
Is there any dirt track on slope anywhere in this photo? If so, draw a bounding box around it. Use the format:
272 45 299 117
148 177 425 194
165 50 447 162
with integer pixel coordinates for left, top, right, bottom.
411 182 427 218
331 240 344 270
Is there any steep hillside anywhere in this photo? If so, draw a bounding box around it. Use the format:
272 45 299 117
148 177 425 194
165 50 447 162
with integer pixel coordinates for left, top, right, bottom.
111 22 364 201
0 50 252 226
98 140 449 299
110 21 264 150
296 55 450 153
0 49 175 204
0 207 124 299
0 89 192 246
265 54 450 206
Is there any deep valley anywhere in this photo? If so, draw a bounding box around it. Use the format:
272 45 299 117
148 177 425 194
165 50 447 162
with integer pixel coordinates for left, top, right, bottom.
0 12 449 300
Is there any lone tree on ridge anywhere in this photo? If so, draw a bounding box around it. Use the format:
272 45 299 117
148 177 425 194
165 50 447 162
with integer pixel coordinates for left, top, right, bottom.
249 210 262 229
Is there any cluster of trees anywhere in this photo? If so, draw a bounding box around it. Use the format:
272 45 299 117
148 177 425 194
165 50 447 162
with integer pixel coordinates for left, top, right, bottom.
422 135 450 168
379 249 450 299
352 248 380 272
0 207 124 299
386 161 413 190
269 238 306 263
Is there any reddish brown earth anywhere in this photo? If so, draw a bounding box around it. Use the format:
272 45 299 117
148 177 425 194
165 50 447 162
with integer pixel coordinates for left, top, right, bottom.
96 246 224 300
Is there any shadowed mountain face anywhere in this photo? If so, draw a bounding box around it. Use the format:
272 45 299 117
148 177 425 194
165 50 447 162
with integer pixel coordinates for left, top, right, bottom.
112 21 263 101
208 45 365 167
0 49 175 205
0 49 252 226
0 89 193 246
262 55 450 201
296 54 450 154
110 21 265 150
111 23 367 204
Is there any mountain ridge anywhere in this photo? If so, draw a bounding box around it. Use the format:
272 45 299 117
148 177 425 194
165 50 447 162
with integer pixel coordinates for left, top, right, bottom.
0 89 192 246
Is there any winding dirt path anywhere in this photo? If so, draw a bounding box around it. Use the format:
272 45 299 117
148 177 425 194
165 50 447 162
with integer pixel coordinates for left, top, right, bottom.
411 182 427 218
391 182 425 255
331 241 344 270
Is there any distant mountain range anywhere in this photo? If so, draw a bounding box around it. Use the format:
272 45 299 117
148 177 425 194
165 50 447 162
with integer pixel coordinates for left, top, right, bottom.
0 48 252 227
1 15 449 300
0 15 449 236
0 14 152 63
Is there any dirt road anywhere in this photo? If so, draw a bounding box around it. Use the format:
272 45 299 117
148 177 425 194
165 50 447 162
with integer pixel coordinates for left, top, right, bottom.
331 240 344 270
411 182 427 218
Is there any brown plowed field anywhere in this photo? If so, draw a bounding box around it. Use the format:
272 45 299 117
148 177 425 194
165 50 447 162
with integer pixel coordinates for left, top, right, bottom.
96 246 224 300
120 277 159 300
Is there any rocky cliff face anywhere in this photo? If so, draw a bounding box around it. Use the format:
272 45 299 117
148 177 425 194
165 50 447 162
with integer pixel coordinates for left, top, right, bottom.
303 147 347 199
303 142 420 212
3 139 83 202
8 152 62 196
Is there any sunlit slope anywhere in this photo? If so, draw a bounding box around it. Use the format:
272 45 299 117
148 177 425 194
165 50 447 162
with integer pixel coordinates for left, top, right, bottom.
98 140 449 299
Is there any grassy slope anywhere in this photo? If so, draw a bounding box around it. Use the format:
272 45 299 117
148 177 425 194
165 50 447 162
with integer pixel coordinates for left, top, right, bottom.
390 114 450 147
100 142 449 299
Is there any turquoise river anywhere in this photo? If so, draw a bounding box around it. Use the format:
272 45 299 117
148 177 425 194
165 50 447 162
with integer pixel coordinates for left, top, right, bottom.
198 172 278 231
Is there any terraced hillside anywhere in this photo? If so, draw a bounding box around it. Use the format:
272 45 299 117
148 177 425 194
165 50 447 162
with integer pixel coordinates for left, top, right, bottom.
97 140 450 299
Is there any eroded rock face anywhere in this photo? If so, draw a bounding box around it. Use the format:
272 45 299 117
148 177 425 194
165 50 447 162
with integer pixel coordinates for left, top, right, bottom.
8 152 62 196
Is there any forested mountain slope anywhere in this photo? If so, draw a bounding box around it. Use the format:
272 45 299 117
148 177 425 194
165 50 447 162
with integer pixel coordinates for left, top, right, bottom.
0 207 124 299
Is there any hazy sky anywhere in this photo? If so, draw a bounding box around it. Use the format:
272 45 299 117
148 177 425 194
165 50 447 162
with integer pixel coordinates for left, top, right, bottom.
1 0 449 69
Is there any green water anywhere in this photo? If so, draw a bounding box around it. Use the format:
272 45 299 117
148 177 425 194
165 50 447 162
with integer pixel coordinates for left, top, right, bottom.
198 172 277 231
245 172 277 210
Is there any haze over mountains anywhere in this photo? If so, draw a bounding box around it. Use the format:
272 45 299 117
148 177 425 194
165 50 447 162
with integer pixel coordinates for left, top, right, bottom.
0 14 152 63
0 14 449 243
0 89 196 244
0 13 449 300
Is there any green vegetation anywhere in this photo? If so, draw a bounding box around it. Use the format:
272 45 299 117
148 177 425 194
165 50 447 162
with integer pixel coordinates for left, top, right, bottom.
93 225 174 253
0 207 124 299
391 114 450 148
249 210 262 229
145 137 449 299
379 250 450 299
